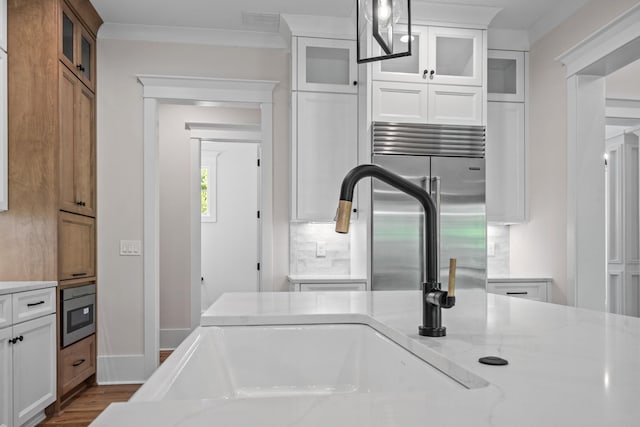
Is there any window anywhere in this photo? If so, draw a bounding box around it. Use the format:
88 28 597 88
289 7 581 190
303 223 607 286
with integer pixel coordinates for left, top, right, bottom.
201 152 218 222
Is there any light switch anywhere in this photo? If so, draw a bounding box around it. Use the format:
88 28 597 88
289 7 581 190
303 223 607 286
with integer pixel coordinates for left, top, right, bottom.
487 242 496 257
120 240 142 256
316 241 327 257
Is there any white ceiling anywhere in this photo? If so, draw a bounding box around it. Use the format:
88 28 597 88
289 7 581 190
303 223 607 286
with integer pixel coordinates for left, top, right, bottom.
90 0 590 39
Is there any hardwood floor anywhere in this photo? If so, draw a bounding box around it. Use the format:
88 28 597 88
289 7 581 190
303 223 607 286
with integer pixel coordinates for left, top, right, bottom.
39 351 173 426
38 384 141 426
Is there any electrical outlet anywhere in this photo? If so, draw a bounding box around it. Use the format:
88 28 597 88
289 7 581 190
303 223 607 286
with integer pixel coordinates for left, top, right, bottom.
316 241 327 257
120 240 142 256
487 242 496 257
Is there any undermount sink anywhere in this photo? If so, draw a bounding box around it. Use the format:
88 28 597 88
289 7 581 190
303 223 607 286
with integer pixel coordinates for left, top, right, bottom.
133 324 482 402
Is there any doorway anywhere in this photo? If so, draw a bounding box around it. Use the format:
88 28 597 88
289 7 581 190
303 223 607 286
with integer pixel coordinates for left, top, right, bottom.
138 75 276 378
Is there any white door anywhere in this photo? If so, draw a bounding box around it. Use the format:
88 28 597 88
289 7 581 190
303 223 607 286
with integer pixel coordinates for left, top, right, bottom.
0 326 12 427
200 142 260 309
12 314 56 427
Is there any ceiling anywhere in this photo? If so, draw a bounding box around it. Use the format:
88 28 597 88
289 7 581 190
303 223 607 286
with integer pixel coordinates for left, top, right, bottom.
90 0 590 39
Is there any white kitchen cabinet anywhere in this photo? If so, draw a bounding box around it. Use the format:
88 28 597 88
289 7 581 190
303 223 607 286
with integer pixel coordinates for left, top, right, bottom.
12 314 56 427
486 102 526 223
292 91 358 221
287 276 367 292
488 50 525 102
487 279 551 302
0 325 11 427
372 81 482 125
296 37 357 94
373 25 483 87
0 285 56 427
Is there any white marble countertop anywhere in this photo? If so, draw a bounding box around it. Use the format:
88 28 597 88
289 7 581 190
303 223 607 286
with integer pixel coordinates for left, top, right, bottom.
95 290 640 426
287 274 367 283
0 281 56 296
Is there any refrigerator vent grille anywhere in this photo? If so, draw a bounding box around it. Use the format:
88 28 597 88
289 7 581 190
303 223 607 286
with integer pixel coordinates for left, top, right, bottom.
372 122 485 158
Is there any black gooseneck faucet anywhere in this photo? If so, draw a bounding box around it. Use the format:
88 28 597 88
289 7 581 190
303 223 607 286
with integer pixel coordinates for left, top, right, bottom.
335 164 455 337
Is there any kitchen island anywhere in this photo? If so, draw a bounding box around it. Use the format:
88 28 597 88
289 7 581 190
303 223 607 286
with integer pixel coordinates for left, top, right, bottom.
93 290 640 426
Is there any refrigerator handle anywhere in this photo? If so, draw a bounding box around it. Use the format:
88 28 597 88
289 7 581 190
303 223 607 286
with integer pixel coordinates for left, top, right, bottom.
431 176 441 283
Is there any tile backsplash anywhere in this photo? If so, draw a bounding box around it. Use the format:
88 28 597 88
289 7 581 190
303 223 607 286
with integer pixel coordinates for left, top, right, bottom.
290 222 351 275
487 224 510 276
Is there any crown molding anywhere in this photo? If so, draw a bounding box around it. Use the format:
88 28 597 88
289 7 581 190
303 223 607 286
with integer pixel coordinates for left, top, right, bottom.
98 23 287 49
412 2 501 29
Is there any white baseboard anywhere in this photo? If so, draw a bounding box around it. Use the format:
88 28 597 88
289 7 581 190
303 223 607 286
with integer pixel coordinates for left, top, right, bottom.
97 354 146 385
160 328 191 350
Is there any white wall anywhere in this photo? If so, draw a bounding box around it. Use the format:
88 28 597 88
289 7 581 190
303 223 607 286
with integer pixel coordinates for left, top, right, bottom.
509 0 640 304
158 104 260 342
606 59 640 100
97 38 289 375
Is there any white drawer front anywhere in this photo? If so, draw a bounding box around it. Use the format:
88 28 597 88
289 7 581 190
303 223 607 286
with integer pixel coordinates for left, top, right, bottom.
427 85 483 125
300 282 366 292
0 294 10 328
372 81 428 123
487 282 548 302
12 287 56 324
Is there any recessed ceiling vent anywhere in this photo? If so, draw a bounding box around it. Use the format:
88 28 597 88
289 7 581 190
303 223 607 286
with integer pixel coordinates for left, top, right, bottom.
241 11 280 32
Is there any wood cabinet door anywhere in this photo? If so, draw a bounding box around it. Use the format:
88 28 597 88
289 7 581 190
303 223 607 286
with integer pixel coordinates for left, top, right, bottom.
59 212 96 281
59 2 95 92
12 314 56 427
59 64 95 217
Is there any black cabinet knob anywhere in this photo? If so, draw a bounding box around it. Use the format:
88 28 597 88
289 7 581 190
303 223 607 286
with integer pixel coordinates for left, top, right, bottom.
423 69 429 79
430 70 435 79
18 336 23 342
353 81 358 86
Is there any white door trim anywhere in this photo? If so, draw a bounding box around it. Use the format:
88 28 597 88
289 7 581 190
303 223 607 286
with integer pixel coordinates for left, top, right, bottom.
137 75 277 378
557 3 640 309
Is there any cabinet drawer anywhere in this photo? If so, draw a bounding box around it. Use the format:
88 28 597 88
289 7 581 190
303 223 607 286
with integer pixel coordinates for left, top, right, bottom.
300 282 366 292
427 85 483 125
59 212 96 281
487 282 548 302
60 334 96 395
0 294 10 328
12 287 56 324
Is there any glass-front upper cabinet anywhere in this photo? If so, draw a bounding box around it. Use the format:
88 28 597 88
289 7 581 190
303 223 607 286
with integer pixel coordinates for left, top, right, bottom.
373 25 482 87
59 3 95 91
296 37 357 94
487 50 525 102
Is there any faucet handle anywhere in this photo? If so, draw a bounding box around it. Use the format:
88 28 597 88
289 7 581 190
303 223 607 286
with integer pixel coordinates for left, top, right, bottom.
448 258 456 297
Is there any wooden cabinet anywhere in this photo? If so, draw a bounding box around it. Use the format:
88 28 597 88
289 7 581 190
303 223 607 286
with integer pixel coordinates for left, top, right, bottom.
59 212 96 281
59 1 95 91
6 1 101 411
0 285 57 427
60 335 95 396
0 0 6 212
373 25 483 87
296 37 357 94
292 91 358 221
59 64 96 217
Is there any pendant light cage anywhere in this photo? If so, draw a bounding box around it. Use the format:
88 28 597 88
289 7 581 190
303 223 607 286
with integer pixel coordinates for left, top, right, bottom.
357 0 411 63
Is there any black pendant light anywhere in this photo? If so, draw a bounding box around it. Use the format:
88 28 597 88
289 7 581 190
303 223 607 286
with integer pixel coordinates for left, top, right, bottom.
357 0 411 63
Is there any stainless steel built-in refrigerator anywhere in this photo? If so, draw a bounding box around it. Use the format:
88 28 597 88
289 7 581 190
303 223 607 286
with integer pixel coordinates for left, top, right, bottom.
372 122 486 291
